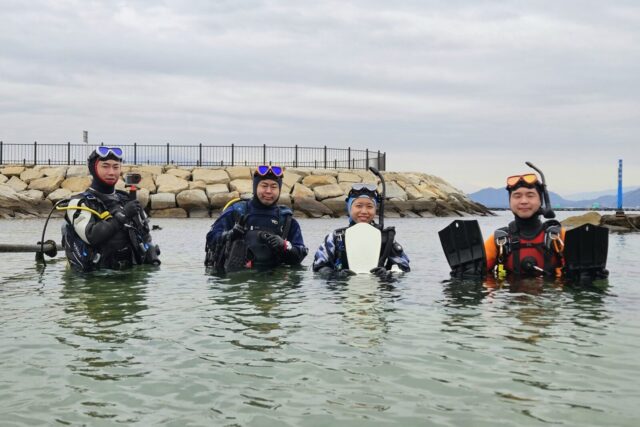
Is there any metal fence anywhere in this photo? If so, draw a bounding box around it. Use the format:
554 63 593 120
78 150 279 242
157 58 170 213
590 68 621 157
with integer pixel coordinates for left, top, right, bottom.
0 142 386 170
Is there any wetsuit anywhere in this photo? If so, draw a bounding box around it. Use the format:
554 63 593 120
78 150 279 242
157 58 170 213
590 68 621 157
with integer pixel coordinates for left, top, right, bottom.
205 198 308 270
313 222 410 274
484 216 565 277
63 188 160 271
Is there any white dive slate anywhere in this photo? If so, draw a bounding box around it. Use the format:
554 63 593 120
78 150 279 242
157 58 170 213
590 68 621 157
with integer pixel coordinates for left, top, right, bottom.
345 223 382 273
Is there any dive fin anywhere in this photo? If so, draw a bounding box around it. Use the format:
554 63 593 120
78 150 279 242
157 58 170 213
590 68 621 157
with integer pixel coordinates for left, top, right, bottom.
563 224 609 282
439 220 486 278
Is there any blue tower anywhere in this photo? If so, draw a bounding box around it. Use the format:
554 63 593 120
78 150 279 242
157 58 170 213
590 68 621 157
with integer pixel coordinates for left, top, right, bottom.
616 159 625 217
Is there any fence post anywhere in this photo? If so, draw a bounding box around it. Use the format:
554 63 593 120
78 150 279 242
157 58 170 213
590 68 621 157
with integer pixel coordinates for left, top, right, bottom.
134 143 137 165
295 145 298 168
199 143 202 166
67 142 71 165
0 141 3 165
347 147 351 170
263 144 266 164
34 141 37 165
166 142 170 165
383 152 386 171
365 148 369 169
324 145 327 169
231 143 235 166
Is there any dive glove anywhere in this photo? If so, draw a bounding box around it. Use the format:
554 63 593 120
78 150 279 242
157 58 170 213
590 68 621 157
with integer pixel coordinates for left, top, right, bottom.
262 233 290 252
123 200 142 219
224 223 245 241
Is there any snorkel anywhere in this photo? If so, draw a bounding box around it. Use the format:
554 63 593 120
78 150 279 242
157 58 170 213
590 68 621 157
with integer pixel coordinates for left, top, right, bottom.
368 167 385 229
525 161 555 219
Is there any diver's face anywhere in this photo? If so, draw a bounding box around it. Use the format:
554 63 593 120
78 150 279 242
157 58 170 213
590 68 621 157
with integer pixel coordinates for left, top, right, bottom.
350 197 376 223
256 179 280 206
509 187 541 219
95 159 121 185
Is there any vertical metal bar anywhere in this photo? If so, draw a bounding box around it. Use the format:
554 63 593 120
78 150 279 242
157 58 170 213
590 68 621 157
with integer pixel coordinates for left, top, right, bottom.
366 148 369 169
377 150 381 170
383 152 386 171
0 141 3 165
617 159 623 212
348 147 351 170
295 145 298 168
263 144 266 165
199 143 202 166
34 141 37 165
166 142 170 165
324 145 327 169
67 142 71 165
231 143 235 166
134 142 137 165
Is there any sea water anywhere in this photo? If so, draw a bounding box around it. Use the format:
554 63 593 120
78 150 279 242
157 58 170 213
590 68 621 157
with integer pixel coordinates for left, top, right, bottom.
1 212 639 426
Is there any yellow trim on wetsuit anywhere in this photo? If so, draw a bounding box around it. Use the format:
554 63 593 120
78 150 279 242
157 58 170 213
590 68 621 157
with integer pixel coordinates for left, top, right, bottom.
55 205 112 220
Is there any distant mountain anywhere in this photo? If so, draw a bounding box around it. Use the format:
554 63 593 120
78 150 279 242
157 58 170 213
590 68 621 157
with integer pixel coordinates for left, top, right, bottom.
565 186 640 200
469 187 640 209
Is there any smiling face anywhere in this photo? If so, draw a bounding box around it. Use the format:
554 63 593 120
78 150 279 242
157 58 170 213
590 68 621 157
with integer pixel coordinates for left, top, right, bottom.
95 159 121 185
509 186 541 219
350 196 376 223
256 179 280 206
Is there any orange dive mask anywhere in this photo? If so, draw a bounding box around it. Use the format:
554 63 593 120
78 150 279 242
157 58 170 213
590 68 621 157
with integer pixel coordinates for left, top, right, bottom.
506 173 539 189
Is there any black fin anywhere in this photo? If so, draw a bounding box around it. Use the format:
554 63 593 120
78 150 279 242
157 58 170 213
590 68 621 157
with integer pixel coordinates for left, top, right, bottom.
563 224 609 282
224 240 248 273
439 220 486 278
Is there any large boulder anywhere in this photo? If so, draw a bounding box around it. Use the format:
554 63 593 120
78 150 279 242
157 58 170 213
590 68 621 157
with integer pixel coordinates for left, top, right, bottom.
209 191 240 209
302 175 337 188
150 207 188 218
404 185 423 200
66 165 89 177
165 168 192 180
47 188 72 203
322 196 347 217
229 179 253 195
413 198 438 213
189 180 207 190
561 212 602 229
282 172 302 188
0 175 7 184
279 193 292 208
20 169 45 184
135 188 150 209
28 175 64 196
150 193 176 210
134 165 163 177
311 169 338 177
227 167 251 180
291 183 315 200
206 184 229 198
337 172 361 183
0 166 25 177
313 183 344 201
41 167 67 178
137 174 157 193
61 176 91 193
384 181 407 201
192 168 229 184
293 197 333 218
156 174 189 194
5 176 28 192
177 189 209 210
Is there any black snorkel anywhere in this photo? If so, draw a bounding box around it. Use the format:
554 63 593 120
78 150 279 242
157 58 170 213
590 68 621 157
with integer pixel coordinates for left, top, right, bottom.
525 161 555 219
368 166 385 229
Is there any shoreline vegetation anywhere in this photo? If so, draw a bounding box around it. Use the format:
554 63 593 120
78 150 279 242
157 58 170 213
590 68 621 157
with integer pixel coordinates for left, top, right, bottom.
0 165 491 219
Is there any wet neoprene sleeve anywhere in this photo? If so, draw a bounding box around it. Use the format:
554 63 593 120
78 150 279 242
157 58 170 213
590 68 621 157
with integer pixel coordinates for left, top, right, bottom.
85 219 120 246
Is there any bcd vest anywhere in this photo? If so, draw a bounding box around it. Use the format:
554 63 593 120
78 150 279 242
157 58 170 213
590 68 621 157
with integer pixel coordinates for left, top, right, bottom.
494 220 564 277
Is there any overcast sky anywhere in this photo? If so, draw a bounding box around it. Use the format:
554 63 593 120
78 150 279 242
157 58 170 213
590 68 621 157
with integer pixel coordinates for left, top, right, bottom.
1 0 639 194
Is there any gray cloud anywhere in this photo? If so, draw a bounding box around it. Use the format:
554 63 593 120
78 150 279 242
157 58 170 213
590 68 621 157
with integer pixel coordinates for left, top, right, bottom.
1 0 639 193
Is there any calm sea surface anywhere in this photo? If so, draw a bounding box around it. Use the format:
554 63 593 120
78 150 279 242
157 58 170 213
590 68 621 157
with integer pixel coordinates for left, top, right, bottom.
1 212 639 426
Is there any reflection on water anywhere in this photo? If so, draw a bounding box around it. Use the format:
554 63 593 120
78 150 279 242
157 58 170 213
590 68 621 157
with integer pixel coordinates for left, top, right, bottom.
1 216 639 426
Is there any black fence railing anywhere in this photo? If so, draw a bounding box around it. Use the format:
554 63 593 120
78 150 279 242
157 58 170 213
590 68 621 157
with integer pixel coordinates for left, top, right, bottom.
0 142 386 170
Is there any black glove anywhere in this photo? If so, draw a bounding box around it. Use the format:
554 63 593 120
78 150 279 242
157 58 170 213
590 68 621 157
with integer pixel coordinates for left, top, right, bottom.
144 244 161 266
123 200 142 219
370 266 388 276
262 233 287 252
223 223 245 241
110 206 129 226
336 269 356 278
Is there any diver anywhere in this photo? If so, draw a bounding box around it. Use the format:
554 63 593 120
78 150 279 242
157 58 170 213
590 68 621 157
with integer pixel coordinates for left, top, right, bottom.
59 146 161 271
204 165 308 273
313 183 410 278
484 166 566 278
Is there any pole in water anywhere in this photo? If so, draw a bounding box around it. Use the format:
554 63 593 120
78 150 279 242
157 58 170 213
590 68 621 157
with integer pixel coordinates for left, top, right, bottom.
616 159 625 217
